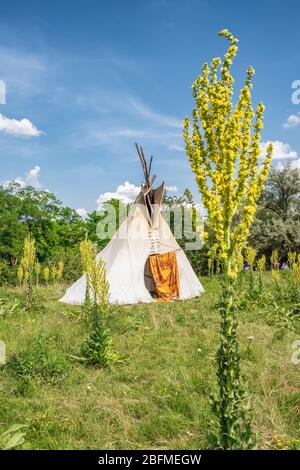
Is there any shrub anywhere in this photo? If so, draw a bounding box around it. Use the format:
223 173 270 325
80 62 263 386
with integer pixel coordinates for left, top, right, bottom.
0 260 17 287
10 333 69 383
59 250 82 282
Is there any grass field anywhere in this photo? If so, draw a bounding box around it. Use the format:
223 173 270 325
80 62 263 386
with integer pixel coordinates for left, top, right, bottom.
0 275 299 450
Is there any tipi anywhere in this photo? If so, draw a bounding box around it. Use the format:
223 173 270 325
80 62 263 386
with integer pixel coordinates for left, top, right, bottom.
60 144 204 305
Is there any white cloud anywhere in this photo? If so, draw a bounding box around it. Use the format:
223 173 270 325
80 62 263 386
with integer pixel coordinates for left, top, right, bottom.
76 208 88 219
2 165 42 189
165 185 178 193
261 140 298 160
10 176 26 187
168 144 184 152
67 90 183 151
283 113 300 129
113 128 145 137
0 114 43 137
96 181 140 211
276 159 300 171
25 166 42 188
128 97 182 129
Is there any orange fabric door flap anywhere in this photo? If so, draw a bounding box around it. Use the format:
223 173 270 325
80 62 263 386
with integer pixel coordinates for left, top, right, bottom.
149 250 180 301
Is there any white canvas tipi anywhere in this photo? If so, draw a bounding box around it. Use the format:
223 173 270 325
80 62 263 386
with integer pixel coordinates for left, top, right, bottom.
60 145 204 305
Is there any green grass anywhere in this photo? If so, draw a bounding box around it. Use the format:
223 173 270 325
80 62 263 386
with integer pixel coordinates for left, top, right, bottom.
0 275 299 449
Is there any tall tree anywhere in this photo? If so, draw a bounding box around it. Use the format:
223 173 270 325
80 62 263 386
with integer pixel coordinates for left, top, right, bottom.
250 164 300 256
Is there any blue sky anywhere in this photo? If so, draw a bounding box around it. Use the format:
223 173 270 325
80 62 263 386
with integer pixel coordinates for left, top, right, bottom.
0 0 299 214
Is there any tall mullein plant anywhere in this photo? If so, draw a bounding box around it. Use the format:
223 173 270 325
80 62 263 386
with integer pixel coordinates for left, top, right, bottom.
80 239 92 309
183 29 273 449
21 235 37 309
80 240 116 367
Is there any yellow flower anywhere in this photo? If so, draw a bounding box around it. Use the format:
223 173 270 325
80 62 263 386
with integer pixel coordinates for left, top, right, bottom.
272 269 280 283
183 29 272 273
256 255 266 272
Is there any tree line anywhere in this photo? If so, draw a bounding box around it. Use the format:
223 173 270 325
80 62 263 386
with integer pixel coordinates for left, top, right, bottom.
0 163 299 286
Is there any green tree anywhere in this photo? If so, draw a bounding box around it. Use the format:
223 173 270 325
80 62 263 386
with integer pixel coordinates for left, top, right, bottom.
0 184 86 284
86 199 129 249
249 164 300 257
